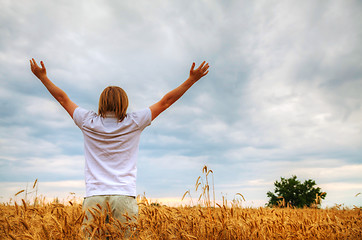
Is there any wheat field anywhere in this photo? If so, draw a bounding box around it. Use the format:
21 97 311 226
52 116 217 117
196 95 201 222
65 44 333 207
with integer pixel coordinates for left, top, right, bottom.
1 167 361 239
1 199 361 239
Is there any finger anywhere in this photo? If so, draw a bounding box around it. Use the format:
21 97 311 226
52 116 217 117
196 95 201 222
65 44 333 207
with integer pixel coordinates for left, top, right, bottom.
30 59 36 69
32 58 39 68
198 61 206 69
190 62 195 72
202 63 209 71
202 70 209 77
200 64 209 73
40 61 46 69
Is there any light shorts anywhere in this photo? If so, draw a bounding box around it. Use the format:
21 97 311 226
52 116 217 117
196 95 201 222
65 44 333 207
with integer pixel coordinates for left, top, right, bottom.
82 195 139 224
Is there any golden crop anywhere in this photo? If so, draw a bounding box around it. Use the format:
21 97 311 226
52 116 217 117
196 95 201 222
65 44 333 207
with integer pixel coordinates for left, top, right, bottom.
1 199 361 239
1 167 361 239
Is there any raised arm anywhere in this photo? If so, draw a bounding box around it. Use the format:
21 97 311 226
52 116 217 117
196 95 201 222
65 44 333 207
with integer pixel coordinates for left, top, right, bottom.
30 58 78 118
149 61 209 121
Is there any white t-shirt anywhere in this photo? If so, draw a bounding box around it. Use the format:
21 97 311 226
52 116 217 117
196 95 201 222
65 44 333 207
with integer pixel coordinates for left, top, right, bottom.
73 107 152 197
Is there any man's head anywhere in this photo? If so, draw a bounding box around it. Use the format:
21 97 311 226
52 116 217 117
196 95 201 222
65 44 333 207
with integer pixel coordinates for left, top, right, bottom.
98 86 129 121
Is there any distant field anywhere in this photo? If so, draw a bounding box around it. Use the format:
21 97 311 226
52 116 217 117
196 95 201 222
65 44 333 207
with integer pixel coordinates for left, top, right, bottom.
1 198 361 239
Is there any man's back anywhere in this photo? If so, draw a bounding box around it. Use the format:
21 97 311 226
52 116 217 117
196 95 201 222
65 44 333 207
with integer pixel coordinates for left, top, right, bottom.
73 107 152 197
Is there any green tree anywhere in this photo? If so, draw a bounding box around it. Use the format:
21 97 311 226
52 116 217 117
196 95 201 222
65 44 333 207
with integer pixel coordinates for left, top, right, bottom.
267 175 326 208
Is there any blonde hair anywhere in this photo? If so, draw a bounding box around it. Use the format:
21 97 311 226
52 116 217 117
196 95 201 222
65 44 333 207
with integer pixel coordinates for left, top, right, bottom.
98 86 129 121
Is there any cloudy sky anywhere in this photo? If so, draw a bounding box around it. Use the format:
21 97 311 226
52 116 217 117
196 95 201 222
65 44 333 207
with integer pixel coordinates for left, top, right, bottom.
1 0 361 207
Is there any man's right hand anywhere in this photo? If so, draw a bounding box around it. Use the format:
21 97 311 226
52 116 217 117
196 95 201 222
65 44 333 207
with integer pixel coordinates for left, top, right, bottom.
189 61 209 82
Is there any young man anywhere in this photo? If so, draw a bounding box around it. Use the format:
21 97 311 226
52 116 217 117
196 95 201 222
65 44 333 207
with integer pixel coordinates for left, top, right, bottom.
29 58 209 231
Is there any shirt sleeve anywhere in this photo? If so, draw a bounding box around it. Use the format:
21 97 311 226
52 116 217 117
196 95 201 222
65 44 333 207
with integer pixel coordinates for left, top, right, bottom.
73 107 95 129
131 108 152 130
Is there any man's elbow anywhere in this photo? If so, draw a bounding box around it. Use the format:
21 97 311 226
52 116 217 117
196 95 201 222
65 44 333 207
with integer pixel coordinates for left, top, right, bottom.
160 99 172 110
56 94 69 106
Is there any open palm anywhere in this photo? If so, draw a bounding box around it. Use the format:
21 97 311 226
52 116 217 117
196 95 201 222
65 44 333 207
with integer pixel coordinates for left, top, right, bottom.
189 61 209 82
30 58 47 80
